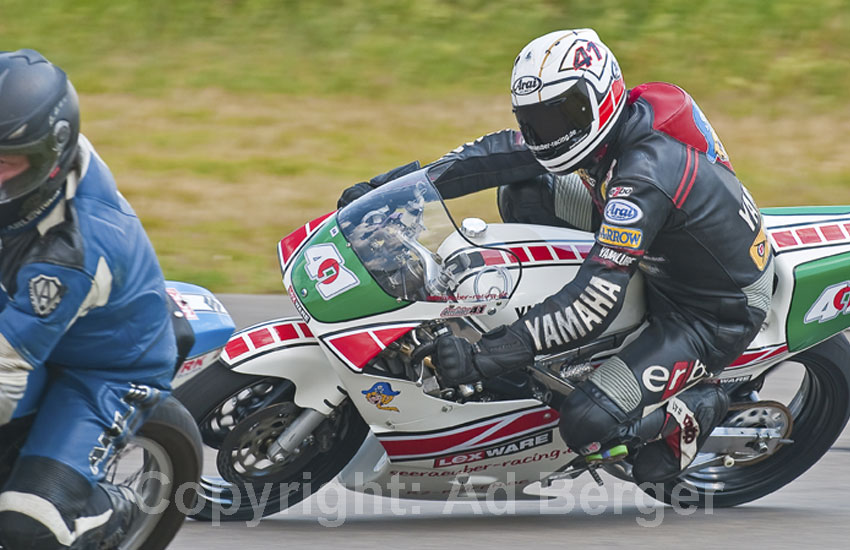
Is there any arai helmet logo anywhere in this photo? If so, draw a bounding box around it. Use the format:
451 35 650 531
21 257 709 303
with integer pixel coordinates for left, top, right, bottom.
604 199 643 224
304 243 360 300
512 75 543 96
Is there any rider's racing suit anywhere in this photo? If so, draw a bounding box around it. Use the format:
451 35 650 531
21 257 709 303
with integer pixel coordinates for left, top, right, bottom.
353 82 774 481
0 136 177 549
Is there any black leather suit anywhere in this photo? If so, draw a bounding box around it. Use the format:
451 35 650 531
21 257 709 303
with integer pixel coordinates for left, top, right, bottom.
422 82 773 456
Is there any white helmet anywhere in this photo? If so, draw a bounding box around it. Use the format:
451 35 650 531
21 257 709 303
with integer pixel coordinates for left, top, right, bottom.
511 29 627 174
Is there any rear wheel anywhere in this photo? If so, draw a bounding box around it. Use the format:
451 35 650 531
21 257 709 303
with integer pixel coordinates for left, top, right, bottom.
174 361 368 522
642 335 850 508
116 396 203 550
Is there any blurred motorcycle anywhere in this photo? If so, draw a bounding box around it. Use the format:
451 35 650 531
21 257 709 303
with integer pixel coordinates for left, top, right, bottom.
0 281 234 550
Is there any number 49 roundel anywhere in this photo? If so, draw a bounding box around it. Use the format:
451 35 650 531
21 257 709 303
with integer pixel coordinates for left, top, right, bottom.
304 243 360 300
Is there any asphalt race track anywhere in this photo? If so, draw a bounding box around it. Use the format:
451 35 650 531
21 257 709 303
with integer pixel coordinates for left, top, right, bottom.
169 294 850 550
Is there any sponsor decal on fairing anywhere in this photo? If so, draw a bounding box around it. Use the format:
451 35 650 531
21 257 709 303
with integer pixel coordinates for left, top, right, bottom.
433 430 554 468
439 304 486 318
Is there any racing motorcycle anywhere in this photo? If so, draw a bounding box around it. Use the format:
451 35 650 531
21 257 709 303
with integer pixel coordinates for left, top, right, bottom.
0 282 234 549
175 169 850 520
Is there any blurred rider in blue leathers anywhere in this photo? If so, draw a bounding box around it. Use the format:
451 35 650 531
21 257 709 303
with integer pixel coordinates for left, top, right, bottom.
0 50 177 550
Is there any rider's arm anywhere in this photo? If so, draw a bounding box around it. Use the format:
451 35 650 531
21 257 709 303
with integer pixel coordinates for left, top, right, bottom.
338 129 546 207
512 179 671 354
426 129 547 199
0 261 93 425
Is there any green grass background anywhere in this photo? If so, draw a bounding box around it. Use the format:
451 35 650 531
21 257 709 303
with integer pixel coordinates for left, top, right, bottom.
2 0 849 291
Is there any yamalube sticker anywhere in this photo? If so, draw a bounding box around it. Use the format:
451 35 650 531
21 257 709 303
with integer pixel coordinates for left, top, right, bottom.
304 243 360 300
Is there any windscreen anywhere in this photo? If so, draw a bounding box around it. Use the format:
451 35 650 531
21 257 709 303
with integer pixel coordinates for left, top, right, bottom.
337 170 518 304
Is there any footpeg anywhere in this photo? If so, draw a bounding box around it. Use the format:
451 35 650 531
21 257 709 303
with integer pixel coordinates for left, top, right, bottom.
586 444 628 464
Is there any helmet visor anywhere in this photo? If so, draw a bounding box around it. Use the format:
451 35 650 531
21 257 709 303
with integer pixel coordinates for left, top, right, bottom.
514 82 594 161
0 138 59 203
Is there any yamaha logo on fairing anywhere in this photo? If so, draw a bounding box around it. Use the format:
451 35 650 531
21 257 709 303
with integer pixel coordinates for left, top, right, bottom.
604 199 643 224
512 75 543 96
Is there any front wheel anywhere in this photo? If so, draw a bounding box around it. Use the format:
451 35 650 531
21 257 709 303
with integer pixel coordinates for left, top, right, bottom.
643 334 850 508
174 361 368 522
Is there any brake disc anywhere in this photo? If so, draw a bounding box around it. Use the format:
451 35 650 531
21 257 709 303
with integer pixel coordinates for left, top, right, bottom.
723 400 794 466
216 402 318 485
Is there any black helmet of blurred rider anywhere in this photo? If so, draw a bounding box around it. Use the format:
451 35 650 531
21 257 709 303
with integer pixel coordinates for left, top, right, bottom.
511 29 627 175
0 49 80 230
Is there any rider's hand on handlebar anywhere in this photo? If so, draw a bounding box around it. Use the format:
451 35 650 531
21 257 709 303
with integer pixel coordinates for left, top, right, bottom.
337 181 374 209
336 160 422 209
428 325 537 387
432 335 482 387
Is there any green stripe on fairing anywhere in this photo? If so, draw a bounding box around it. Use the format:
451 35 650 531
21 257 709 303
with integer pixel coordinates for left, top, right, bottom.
290 220 410 323
787 251 850 352
762 206 850 216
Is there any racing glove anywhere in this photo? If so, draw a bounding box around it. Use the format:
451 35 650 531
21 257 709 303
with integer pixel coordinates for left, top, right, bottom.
433 325 535 387
336 160 421 209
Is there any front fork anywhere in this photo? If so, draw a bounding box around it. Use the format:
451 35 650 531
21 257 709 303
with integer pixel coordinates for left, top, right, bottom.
266 391 348 462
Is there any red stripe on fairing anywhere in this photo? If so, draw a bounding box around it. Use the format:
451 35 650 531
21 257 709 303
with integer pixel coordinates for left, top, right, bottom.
552 245 578 260
307 211 335 232
844 223 850 236
374 326 415 347
821 224 845 241
298 323 313 337
328 332 383 370
380 422 500 457
474 408 560 446
279 225 307 265
796 227 822 244
278 211 336 265
770 230 798 248
729 344 788 367
576 243 593 258
248 328 275 348
508 247 529 263
224 337 249 360
481 249 506 265
274 323 299 341
528 246 554 262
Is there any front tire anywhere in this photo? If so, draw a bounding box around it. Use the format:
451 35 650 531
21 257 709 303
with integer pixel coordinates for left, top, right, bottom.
174 361 368 522
643 334 850 508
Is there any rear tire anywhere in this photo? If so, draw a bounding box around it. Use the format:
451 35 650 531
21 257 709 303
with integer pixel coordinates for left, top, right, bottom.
642 334 850 508
122 396 203 550
174 361 368 522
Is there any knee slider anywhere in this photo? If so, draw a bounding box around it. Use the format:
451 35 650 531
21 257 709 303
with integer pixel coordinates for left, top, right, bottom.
559 382 629 453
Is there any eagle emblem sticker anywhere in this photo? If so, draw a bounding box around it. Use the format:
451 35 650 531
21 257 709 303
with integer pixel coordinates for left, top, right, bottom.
29 274 65 316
